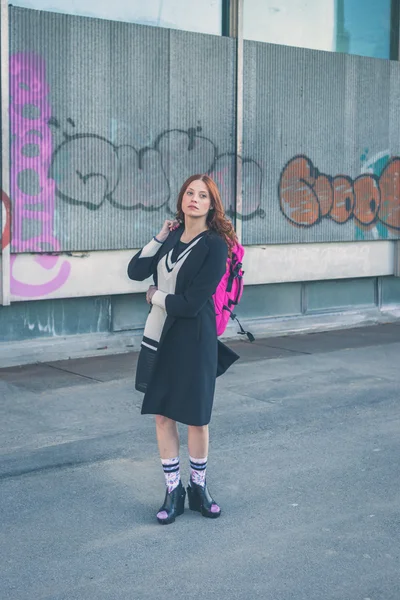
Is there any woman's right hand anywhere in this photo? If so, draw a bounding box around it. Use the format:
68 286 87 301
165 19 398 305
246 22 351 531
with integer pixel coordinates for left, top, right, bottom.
156 219 181 243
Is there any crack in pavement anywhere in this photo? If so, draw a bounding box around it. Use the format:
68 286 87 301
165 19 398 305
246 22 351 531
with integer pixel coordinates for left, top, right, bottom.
44 363 103 382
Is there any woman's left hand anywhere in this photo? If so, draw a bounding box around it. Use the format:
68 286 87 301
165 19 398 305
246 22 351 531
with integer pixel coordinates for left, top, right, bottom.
146 285 158 304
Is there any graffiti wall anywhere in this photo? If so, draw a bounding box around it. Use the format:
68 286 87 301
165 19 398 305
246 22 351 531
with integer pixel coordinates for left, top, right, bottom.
243 42 400 245
9 7 244 253
2 5 400 285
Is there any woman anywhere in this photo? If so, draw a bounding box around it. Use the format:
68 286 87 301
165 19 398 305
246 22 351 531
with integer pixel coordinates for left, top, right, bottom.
127 174 239 525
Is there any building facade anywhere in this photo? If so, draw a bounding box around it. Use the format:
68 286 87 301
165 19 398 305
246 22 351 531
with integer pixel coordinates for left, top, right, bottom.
1 0 400 366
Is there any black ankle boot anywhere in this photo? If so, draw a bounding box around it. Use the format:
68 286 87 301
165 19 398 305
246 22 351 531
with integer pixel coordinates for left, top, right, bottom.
156 480 186 525
187 479 221 519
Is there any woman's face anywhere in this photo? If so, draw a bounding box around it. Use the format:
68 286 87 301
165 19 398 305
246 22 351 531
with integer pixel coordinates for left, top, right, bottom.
181 179 212 220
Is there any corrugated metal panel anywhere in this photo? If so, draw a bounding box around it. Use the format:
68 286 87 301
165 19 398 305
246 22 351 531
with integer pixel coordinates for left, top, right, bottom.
242 41 400 245
169 29 236 217
9 7 236 252
10 6 400 251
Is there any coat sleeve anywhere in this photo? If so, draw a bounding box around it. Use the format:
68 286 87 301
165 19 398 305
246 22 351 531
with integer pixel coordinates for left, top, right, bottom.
152 235 228 318
127 238 163 282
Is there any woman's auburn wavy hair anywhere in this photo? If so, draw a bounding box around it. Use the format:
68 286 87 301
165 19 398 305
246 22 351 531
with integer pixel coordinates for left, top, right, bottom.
176 174 238 255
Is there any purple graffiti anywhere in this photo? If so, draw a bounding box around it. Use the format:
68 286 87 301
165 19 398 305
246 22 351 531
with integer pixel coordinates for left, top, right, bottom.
9 52 71 297
10 255 72 298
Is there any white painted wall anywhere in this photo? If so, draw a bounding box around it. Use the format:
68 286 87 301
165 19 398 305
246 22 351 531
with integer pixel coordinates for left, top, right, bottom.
2 240 395 302
244 241 395 284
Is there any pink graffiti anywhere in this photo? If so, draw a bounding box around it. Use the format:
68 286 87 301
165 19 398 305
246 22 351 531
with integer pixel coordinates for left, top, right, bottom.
9 52 71 297
10 255 72 298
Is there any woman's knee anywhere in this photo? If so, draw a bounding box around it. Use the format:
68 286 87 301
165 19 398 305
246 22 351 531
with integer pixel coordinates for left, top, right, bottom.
188 424 208 434
155 414 176 428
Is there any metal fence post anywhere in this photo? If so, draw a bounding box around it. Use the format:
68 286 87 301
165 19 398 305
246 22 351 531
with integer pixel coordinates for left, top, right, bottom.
394 241 400 277
235 0 243 244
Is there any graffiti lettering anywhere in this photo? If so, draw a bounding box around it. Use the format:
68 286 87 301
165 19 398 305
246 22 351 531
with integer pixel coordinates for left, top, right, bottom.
209 154 264 219
10 254 72 298
9 52 71 296
379 159 400 230
49 121 263 220
279 155 400 231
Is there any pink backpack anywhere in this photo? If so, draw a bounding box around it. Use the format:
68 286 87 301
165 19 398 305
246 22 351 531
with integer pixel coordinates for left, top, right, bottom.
213 243 254 341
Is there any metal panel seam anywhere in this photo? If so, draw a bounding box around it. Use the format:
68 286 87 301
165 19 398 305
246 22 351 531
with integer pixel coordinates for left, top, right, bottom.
1 0 10 306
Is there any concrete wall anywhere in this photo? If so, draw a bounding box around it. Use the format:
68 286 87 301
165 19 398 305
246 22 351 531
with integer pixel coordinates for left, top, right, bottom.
2 276 400 345
0 241 394 302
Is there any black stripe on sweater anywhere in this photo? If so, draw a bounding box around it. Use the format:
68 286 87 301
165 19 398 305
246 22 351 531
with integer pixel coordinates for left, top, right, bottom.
143 335 159 348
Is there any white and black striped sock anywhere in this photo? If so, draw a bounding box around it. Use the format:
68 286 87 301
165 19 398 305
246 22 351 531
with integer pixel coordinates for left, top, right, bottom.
189 455 207 488
161 457 180 492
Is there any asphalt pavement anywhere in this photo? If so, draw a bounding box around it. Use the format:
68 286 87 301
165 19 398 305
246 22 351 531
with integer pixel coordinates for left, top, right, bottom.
1 324 400 600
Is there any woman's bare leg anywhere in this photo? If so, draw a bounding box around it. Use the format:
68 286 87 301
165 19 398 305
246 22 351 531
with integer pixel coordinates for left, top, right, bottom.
155 415 179 458
155 415 184 524
187 424 220 514
187 424 209 458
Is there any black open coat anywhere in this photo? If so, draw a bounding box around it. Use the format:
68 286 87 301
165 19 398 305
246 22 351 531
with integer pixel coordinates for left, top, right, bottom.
127 227 239 426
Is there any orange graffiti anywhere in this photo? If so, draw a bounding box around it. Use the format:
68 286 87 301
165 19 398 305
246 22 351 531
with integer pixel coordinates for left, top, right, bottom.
1 190 11 250
353 175 380 226
278 156 320 226
279 155 400 230
331 176 354 224
314 174 333 217
379 158 400 230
